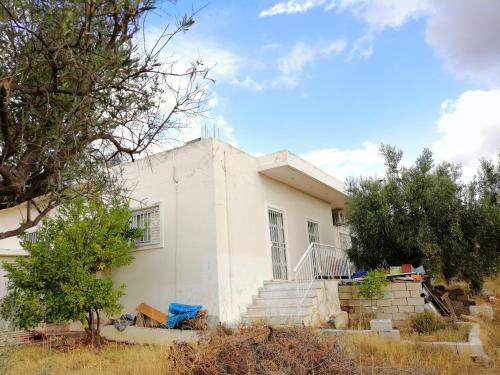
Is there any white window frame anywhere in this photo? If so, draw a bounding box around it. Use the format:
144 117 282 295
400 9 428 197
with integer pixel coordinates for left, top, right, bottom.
332 209 346 226
130 205 161 249
306 218 320 245
24 228 39 243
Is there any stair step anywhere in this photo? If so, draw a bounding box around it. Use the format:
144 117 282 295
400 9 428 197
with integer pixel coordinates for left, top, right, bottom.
262 280 325 291
241 313 306 326
251 295 316 306
257 288 318 299
246 305 312 316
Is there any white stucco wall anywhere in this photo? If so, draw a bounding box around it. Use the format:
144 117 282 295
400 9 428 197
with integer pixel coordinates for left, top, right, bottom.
110 139 221 318
0 138 346 325
211 140 342 322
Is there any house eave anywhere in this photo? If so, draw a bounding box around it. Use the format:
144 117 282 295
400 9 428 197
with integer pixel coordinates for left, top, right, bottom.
257 151 346 208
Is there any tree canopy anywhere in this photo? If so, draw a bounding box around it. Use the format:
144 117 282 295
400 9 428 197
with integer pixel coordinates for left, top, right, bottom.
346 146 499 292
0 197 138 343
0 0 210 239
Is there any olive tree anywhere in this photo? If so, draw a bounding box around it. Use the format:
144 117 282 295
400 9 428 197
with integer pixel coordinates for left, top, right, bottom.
0 0 210 239
346 145 499 292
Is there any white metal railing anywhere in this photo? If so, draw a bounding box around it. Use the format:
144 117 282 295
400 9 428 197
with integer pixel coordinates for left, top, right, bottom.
293 243 352 319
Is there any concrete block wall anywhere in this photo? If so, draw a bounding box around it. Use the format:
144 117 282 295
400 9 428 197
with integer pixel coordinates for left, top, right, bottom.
339 282 425 328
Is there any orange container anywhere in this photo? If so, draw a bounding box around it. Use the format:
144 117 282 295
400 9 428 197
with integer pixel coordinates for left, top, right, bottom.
402 264 412 273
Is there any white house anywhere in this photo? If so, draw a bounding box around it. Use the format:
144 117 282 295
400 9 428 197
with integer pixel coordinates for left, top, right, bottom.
0 138 351 325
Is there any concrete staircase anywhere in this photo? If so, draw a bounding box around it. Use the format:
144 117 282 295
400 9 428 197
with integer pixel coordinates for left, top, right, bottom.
241 280 340 326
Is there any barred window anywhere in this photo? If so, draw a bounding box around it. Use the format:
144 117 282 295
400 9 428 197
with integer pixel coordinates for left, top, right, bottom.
131 206 160 246
25 230 38 243
340 232 351 250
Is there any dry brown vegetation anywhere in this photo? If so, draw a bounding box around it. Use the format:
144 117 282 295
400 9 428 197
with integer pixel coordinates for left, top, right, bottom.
3 276 499 375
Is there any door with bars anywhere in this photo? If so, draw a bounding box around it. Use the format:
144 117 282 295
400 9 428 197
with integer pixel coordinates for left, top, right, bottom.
268 208 288 280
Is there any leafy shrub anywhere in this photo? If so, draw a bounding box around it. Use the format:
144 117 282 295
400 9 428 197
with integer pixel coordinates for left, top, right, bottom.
355 269 388 300
410 312 446 334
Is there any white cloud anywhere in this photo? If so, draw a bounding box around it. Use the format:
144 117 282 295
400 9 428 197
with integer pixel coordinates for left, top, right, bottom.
425 0 500 85
348 32 374 59
259 0 329 17
231 39 346 90
262 1 500 83
276 39 346 86
432 89 500 181
301 141 386 181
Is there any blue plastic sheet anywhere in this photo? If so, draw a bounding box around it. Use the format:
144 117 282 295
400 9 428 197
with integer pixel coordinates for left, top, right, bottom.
352 270 367 279
167 303 202 329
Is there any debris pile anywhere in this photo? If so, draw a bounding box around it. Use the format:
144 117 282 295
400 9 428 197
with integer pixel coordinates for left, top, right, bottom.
111 302 209 332
169 324 357 375
177 309 208 331
168 323 429 375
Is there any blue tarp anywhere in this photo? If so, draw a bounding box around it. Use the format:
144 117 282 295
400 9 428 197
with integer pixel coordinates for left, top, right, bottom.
167 303 202 329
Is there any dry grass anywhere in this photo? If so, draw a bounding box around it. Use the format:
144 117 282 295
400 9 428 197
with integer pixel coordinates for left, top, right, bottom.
3 342 169 375
400 323 470 342
2 276 499 375
342 334 482 375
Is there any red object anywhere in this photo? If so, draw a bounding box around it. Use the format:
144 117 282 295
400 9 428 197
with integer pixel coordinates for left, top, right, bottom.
423 336 438 342
402 264 412 273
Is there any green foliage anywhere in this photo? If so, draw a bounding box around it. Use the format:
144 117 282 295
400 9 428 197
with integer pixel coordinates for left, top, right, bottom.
409 312 446 334
346 146 500 292
355 269 387 300
0 0 209 239
0 198 138 331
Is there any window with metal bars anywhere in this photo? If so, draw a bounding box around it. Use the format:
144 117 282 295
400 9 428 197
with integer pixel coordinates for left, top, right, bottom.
130 206 160 246
339 232 351 250
24 230 38 243
307 220 320 244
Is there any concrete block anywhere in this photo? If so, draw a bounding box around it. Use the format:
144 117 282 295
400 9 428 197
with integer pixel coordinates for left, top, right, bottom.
414 306 425 313
392 313 409 321
391 283 407 291
407 297 425 306
391 298 408 306
378 329 401 341
382 306 399 314
374 313 392 320
101 326 201 345
398 305 414 313
331 311 349 329
383 291 394 298
393 320 409 329
339 285 354 293
377 299 392 307
469 305 494 321
406 283 422 291
410 291 422 298
370 319 392 332
393 291 411 298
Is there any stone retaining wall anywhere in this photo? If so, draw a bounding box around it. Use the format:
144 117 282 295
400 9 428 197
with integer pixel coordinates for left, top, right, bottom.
338 282 425 328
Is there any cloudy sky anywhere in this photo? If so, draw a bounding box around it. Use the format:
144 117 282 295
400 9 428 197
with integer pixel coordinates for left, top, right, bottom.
150 0 500 181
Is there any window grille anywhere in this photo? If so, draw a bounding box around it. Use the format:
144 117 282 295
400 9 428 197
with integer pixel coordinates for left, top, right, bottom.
307 220 320 244
25 230 38 243
340 232 351 250
131 206 160 245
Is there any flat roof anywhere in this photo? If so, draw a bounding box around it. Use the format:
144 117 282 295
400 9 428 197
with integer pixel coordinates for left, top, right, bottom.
257 151 346 208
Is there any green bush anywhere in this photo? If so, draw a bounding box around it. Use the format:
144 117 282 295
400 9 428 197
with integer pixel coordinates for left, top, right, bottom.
409 312 446 334
355 269 388 300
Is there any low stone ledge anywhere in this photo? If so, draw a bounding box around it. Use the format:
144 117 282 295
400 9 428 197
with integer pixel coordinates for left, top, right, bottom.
401 323 487 360
100 325 202 345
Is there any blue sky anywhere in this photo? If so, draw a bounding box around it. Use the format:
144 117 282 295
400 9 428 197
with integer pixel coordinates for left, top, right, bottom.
149 0 500 181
